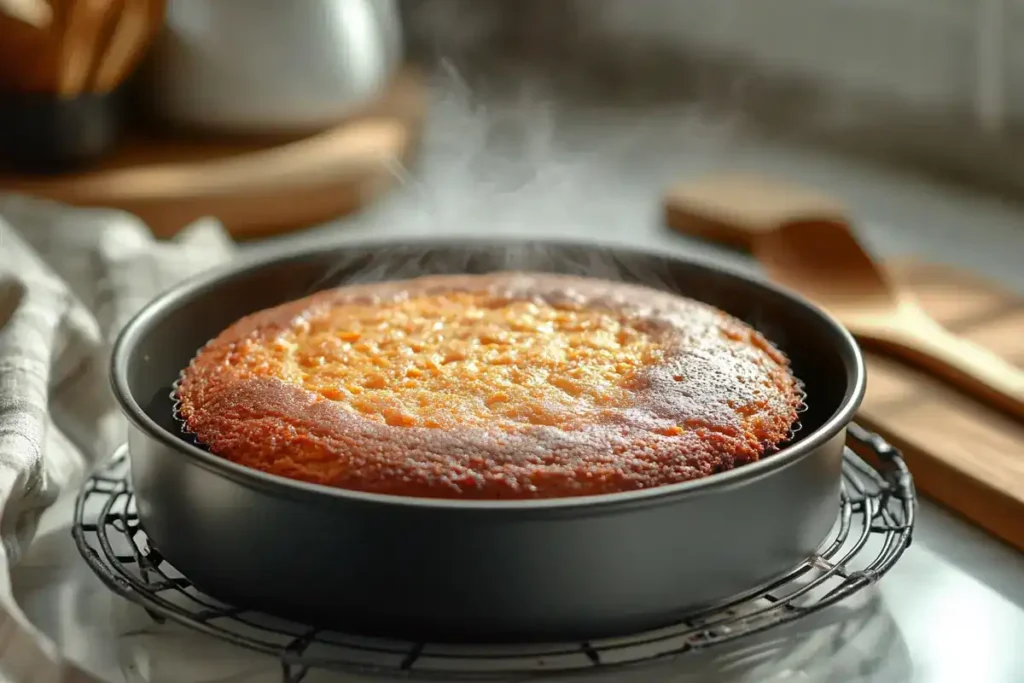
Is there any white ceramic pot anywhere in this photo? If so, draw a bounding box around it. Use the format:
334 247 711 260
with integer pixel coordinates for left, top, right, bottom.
146 0 403 134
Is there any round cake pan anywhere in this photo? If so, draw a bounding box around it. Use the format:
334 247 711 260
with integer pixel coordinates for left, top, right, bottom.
110 239 865 643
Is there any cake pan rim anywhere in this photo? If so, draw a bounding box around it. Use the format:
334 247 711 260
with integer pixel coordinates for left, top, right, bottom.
111 236 865 512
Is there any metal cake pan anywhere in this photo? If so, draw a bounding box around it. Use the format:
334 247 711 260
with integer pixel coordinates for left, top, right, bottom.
110 239 866 642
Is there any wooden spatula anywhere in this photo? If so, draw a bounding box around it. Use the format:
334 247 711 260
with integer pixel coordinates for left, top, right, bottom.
664 173 1024 423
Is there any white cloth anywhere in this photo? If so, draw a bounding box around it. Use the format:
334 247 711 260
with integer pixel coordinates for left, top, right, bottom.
0 195 235 682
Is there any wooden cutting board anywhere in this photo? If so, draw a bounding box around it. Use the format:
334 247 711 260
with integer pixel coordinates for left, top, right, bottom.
665 179 1024 552
857 261 1024 551
0 67 427 239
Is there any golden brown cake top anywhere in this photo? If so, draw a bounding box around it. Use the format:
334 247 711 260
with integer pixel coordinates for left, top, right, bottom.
177 272 802 499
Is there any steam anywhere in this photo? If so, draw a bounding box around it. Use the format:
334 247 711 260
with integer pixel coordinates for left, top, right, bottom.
302 242 680 298
303 55 744 298
376 60 668 238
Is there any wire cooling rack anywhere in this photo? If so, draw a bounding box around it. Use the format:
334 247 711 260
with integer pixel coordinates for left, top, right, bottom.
72 423 915 682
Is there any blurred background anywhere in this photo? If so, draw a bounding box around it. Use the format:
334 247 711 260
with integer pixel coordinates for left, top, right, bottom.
3 3 1024 682
2 0 1023 244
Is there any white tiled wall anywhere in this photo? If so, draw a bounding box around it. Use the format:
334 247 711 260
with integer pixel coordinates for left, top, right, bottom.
581 0 1009 116
404 0 1024 192
408 0 1021 122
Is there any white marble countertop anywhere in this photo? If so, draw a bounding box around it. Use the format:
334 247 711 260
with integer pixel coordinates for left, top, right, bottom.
11 73 1024 682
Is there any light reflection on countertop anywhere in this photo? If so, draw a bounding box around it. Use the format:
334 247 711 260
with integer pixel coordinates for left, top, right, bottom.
882 539 1024 683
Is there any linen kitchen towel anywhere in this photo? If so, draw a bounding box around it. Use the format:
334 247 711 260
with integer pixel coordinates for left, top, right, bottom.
0 194 235 682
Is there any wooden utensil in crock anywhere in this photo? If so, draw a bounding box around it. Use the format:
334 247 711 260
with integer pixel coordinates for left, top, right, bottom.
0 0 165 172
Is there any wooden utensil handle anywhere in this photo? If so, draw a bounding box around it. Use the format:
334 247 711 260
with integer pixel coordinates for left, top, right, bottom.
664 174 850 249
882 318 1024 421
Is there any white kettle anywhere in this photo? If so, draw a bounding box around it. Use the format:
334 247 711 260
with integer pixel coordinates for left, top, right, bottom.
145 0 403 134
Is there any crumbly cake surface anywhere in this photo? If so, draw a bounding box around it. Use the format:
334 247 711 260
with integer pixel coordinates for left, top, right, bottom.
176 273 802 499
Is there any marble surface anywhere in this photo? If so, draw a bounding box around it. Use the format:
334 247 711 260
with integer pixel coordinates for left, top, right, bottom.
10 67 1024 682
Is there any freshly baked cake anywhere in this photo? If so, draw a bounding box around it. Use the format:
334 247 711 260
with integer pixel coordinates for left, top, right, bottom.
176 273 802 500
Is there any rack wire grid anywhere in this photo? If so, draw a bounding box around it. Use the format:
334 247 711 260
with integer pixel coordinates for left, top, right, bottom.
72 423 915 682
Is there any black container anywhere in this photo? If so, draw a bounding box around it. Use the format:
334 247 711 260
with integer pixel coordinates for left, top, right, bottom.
0 90 121 173
110 239 866 643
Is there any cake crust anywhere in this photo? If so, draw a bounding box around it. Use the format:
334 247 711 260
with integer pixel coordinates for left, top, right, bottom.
176 272 803 499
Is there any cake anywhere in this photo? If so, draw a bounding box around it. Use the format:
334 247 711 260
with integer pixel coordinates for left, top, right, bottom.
175 273 803 500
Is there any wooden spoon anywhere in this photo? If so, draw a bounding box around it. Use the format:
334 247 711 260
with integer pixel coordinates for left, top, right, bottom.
90 0 165 93
664 173 1024 423
57 0 118 97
